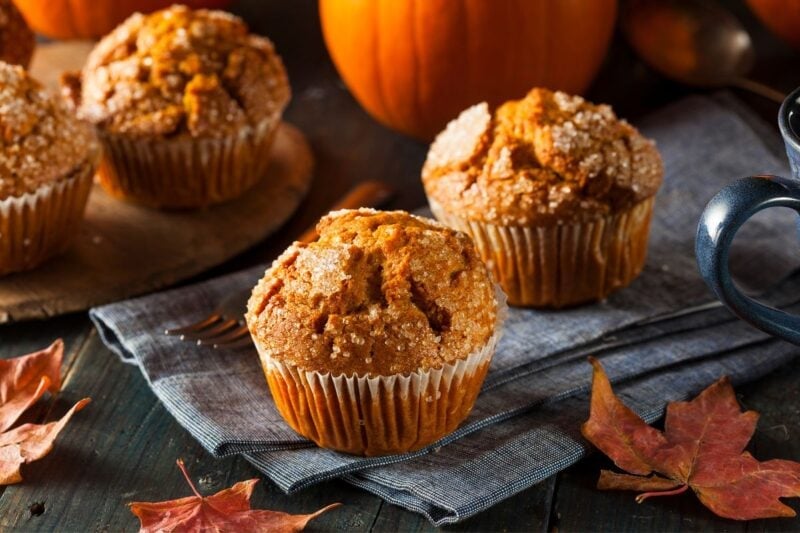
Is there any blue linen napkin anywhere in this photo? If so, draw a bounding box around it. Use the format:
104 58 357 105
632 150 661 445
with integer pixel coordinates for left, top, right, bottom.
91 95 800 525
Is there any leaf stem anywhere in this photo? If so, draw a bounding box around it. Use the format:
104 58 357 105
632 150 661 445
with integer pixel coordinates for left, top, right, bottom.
636 484 688 503
176 458 203 499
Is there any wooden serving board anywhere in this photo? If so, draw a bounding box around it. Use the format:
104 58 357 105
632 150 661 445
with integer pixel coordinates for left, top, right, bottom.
0 41 314 323
0 122 312 323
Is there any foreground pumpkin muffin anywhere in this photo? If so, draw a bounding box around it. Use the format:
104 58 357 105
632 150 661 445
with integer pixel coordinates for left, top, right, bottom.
422 88 664 307
246 209 504 456
0 63 100 276
63 4 290 208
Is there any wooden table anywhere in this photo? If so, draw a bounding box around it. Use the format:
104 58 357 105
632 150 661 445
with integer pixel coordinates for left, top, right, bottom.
2 0 800 530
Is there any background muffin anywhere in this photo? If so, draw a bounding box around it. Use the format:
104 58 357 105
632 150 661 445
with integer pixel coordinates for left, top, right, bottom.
246 208 503 456
64 4 290 208
0 63 100 276
422 88 663 307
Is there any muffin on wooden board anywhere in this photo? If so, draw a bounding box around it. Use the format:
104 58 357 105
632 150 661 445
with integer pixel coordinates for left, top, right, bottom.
0 63 100 276
62 4 290 209
422 88 663 307
0 0 34 68
246 209 504 456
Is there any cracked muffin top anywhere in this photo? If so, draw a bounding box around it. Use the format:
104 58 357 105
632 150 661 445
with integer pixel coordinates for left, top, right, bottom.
246 209 499 376
422 88 663 226
0 63 99 199
65 4 289 138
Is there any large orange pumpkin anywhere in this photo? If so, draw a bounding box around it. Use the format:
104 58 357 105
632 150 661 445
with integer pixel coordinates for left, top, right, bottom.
14 0 232 40
320 0 618 140
746 0 800 50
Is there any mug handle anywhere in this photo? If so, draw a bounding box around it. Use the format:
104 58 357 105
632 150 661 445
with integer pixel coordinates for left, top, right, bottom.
696 175 800 344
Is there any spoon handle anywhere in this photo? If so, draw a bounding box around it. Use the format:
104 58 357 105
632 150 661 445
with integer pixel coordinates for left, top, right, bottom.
731 77 786 104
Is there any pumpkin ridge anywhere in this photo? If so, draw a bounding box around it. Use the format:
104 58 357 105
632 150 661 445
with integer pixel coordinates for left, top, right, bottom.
372 1 397 132
65 0 79 39
408 0 424 139
320 0 618 140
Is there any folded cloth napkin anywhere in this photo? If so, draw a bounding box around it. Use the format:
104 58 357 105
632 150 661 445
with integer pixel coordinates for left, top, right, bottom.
91 94 800 525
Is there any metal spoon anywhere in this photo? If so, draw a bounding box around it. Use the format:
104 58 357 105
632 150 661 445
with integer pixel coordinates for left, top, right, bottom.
622 0 785 103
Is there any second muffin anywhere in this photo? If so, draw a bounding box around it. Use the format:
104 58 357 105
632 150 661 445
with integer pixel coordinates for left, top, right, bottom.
422 88 664 307
246 209 503 456
64 5 290 209
0 63 100 276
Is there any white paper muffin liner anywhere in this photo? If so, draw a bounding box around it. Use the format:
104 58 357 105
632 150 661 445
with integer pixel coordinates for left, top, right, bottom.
429 197 655 308
0 161 95 276
257 286 507 457
96 111 282 209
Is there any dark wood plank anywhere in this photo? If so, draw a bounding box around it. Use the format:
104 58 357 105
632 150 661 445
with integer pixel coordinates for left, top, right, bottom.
0 333 381 531
369 502 438 532
0 313 90 362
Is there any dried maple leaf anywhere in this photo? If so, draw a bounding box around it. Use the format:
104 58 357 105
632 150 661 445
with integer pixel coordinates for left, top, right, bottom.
0 340 63 432
130 459 341 533
0 340 90 485
0 398 90 484
581 357 800 520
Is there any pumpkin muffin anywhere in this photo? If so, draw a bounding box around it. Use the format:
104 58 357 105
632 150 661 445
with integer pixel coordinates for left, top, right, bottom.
62 4 290 208
246 208 504 456
0 0 34 68
0 63 100 276
422 88 663 307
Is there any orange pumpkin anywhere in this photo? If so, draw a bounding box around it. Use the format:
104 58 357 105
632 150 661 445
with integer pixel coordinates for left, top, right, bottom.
320 0 618 140
746 0 800 50
14 0 233 40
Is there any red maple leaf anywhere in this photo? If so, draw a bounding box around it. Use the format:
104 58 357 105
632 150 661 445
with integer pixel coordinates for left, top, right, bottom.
581 357 800 520
130 459 341 532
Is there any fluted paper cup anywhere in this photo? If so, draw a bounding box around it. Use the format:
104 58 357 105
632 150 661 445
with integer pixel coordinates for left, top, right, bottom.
429 197 655 308
96 112 281 209
0 160 96 276
256 288 507 457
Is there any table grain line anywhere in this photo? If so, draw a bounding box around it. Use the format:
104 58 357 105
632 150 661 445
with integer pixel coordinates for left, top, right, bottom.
367 497 385 532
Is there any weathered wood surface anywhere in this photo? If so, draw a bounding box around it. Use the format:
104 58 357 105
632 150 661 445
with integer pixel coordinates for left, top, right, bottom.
2 0 800 531
29 40 95 91
0 121 313 323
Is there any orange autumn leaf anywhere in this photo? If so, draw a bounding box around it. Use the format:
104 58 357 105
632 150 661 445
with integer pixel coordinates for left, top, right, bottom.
130 459 341 533
0 339 90 485
0 340 63 432
581 357 800 520
0 398 90 484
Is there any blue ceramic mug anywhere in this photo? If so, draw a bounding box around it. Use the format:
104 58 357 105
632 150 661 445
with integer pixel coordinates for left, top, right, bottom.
696 87 800 344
